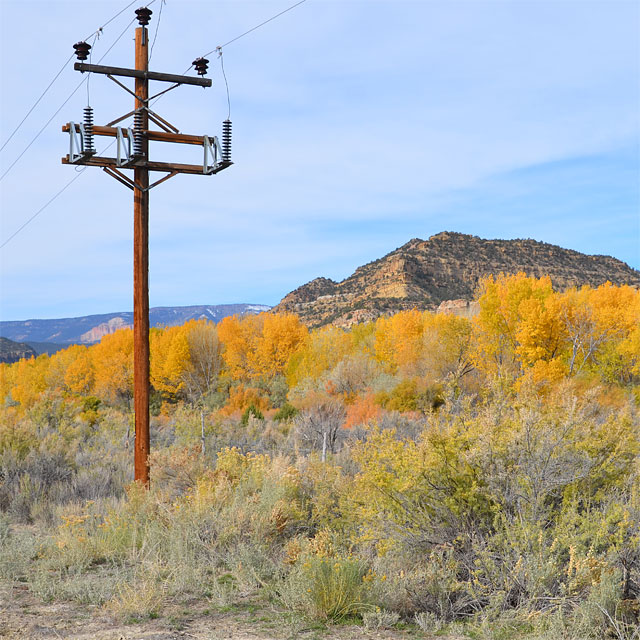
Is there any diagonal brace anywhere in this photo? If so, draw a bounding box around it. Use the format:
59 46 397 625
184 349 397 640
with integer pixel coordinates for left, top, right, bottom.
107 74 144 102
103 166 141 190
103 166 179 192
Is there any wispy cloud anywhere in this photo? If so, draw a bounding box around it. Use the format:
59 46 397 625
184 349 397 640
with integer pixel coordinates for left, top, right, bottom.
1 0 637 320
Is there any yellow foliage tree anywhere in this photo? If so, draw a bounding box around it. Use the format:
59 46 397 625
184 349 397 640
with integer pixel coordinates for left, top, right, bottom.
421 312 474 384
180 319 223 403
286 325 351 389
91 328 134 406
252 313 308 379
63 346 95 395
557 283 640 381
217 313 264 380
150 324 191 396
375 309 426 375
6 353 50 409
219 313 307 381
472 273 555 380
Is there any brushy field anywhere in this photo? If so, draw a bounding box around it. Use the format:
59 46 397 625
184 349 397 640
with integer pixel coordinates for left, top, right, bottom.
1 386 639 639
1 275 639 638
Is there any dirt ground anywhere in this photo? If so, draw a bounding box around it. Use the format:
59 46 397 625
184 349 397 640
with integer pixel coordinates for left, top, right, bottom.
0 584 447 640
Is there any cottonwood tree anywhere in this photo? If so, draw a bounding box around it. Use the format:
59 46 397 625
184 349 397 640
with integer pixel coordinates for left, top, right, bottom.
181 320 223 404
294 400 346 461
181 320 223 455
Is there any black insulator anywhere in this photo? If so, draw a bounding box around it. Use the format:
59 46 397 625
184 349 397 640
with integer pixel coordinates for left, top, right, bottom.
135 7 153 25
73 41 92 61
83 106 95 154
192 57 209 76
221 119 232 162
133 111 144 156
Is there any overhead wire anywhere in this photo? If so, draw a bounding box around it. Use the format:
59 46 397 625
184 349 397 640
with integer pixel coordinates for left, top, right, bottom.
82 0 140 41
0 0 145 155
0 140 116 250
148 0 166 64
0 12 141 184
1 0 302 248
0 0 160 248
153 0 308 106
0 52 75 154
206 0 308 55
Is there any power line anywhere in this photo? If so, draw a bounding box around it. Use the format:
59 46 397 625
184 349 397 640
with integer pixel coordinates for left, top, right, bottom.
149 0 166 63
0 0 149 155
0 52 75 153
0 14 139 184
83 0 141 41
1 0 302 246
159 0 309 100
0 173 83 250
0 141 116 250
206 0 308 55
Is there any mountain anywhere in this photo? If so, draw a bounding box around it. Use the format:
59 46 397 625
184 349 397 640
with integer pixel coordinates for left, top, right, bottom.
0 337 37 364
0 304 271 347
272 232 640 327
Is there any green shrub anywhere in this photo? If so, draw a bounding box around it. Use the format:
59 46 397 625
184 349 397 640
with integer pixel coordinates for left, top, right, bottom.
274 402 299 422
282 556 369 621
241 403 264 426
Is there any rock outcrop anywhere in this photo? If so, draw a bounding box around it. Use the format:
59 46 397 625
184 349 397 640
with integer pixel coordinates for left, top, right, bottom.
272 232 640 327
80 316 132 343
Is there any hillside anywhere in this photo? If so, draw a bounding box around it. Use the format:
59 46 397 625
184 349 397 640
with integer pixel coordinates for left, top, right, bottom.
0 303 271 347
0 337 37 364
272 232 640 327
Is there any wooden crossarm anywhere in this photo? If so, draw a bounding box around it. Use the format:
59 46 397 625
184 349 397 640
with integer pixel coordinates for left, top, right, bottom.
61 155 232 175
62 123 210 146
74 62 212 87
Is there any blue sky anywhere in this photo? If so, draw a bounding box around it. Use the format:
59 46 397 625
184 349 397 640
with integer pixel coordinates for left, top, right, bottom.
1 0 638 321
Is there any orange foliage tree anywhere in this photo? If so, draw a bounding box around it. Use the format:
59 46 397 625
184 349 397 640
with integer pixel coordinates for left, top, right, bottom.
218 312 307 381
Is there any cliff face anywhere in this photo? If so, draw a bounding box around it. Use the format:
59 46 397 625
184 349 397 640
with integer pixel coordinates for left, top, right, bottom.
272 232 640 327
80 316 131 343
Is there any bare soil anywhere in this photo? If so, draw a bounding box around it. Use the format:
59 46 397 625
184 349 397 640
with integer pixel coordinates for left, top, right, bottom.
0 585 449 640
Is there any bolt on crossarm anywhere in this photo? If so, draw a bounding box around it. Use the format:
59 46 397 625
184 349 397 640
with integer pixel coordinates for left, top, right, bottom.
62 6 233 487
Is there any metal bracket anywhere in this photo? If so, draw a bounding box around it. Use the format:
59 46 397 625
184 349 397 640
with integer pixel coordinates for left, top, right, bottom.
116 127 135 166
69 121 87 163
203 135 223 174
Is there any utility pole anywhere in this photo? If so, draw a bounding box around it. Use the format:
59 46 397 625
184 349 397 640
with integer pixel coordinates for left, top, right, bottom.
63 7 232 486
133 20 150 488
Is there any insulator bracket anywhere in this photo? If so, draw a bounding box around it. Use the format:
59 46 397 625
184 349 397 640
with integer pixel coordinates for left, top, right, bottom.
68 121 89 163
203 135 223 174
116 126 136 167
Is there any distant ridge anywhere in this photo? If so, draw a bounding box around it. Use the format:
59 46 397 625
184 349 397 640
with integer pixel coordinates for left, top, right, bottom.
0 337 37 364
272 232 640 327
0 304 271 347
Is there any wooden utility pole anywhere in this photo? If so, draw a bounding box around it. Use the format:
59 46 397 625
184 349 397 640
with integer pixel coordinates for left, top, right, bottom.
133 24 150 485
63 7 232 486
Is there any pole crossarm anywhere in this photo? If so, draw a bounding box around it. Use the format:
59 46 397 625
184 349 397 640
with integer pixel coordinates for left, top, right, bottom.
74 62 212 87
62 154 232 175
63 123 213 147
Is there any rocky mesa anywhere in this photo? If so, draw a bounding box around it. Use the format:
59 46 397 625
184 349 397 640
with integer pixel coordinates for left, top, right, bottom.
272 232 640 327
